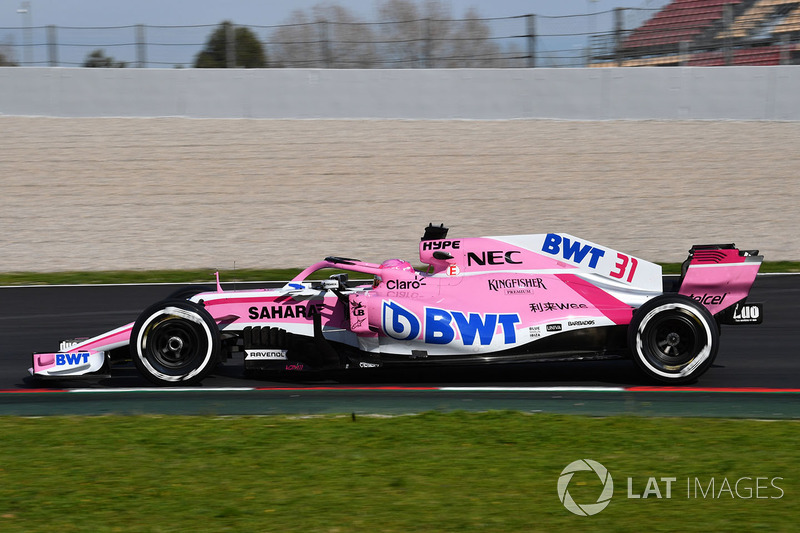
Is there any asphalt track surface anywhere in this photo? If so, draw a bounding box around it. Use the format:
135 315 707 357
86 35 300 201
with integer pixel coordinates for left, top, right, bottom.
0 275 797 417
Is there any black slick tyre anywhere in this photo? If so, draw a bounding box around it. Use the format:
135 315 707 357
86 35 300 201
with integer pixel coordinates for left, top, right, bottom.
166 285 212 301
130 299 220 385
628 294 719 384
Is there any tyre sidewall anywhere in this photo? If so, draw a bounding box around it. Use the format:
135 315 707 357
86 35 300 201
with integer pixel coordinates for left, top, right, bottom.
166 285 213 301
131 299 220 385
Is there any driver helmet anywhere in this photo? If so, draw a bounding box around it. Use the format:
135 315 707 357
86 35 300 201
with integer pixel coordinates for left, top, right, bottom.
374 258 415 287
379 259 415 272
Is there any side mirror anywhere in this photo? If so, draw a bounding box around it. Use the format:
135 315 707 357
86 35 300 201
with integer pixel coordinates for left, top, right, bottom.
320 279 339 290
327 273 349 290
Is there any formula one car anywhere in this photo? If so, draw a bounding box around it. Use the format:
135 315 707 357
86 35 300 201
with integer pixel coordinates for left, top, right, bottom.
30 224 763 385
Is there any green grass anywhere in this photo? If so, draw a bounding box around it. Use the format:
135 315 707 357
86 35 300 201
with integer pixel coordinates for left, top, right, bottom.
0 261 797 285
0 412 796 532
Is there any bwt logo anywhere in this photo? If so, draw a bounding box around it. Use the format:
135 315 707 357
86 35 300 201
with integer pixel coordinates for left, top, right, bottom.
56 352 91 365
557 459 614 516
542 234 606 269
381 301 519 346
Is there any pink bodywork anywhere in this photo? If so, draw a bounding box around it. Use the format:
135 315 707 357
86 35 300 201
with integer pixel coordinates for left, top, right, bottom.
32 324 132 374
678 248 762 315
266 234 664 354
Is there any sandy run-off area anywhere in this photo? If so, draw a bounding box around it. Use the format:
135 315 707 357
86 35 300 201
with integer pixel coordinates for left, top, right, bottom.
1 117 797 272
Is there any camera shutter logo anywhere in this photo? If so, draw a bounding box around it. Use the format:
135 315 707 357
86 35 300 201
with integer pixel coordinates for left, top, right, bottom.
557 459 614 516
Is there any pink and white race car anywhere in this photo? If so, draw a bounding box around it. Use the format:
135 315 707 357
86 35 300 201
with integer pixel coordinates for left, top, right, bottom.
31 224 763 385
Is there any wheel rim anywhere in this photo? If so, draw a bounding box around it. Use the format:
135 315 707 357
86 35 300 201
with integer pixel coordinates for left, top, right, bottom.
642 312 702 371
143 316 208 372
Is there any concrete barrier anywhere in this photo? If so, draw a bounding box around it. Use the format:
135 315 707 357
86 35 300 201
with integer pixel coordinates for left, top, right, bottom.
2 66 799 120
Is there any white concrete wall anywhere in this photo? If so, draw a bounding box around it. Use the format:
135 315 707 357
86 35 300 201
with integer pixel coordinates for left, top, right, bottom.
1 66 799 120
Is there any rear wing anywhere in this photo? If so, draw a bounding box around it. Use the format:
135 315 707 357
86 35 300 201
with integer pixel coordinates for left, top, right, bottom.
677 244 763 318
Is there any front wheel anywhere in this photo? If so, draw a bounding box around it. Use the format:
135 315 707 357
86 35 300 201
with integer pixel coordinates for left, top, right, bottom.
166 285 212 301
628 295 719 384
130 299 220 385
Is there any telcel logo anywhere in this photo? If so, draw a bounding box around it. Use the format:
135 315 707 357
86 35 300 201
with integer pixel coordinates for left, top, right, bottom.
689 293 727 305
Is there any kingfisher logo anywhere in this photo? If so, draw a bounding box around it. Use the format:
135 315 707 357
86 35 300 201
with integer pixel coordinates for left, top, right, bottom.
381 301 520 346
487 277 546 292
557 459 614 516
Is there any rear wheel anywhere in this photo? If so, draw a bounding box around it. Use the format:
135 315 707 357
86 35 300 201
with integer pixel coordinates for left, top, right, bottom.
131 299 220 385
628 294 719 384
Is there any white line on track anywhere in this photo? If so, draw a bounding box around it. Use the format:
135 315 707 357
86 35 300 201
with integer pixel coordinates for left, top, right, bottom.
65 386 628 393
